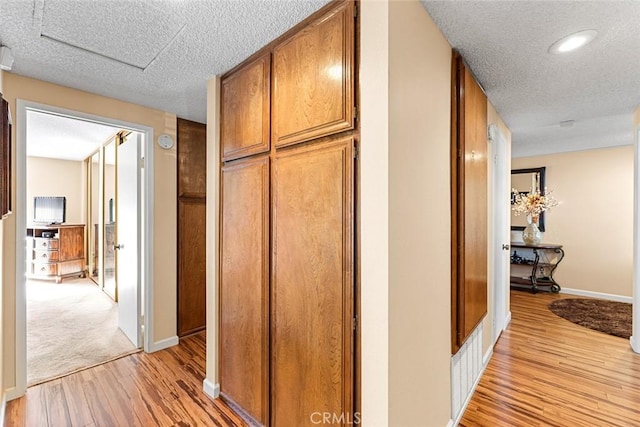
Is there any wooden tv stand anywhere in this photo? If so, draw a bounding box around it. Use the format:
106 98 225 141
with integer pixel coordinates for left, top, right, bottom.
27 224 86 283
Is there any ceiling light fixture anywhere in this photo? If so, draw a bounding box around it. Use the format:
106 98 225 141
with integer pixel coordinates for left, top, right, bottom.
548 30 598 54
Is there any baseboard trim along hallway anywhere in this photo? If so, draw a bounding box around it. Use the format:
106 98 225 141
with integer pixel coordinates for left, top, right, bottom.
203 378 220 399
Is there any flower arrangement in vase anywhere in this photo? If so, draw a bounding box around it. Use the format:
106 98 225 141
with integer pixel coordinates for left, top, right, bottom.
511 188 558 245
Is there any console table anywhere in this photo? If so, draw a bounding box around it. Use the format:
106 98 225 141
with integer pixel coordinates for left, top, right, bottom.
510 242 564 294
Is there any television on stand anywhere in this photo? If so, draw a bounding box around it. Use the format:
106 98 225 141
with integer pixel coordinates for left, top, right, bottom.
33 196 66 225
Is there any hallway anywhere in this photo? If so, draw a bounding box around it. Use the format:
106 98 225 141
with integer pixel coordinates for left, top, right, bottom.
5 332 245 426
461 290 640 426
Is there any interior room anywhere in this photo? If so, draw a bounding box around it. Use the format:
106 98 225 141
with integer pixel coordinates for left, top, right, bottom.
0 1 639 426
24 110 138 386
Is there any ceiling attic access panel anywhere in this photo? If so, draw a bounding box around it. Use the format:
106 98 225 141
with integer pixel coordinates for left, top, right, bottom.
272 1 355 148
221 53 271 161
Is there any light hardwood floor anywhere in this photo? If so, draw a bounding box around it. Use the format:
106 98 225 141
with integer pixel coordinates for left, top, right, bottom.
461 290 640 426
6 291 640 426
5 332 247 426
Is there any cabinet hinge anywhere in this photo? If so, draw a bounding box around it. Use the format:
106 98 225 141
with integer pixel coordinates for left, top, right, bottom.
140 157 145 168
353 145 358 160
354 4 358 18
353 315 358 331
353 106 357 121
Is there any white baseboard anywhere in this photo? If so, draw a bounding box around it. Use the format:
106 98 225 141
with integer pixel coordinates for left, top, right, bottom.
203 378 220 399
482 346 494 366
504 311 512 329
631 336 640 354
446 419 454 427
0 392 6 427
149 336 179 353
561 287 632 304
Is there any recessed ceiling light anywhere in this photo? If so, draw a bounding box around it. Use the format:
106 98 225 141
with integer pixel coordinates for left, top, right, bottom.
548 30 598 54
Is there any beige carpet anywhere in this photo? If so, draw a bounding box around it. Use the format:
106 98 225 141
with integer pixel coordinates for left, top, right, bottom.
27 278 138 386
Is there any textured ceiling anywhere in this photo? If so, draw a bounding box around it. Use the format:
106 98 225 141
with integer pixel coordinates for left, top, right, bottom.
421 1 640 156
3 1 638 156
27 111 121 161
0 0 330 124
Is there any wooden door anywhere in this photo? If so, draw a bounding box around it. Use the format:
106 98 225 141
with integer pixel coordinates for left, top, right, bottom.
221 53 271 161
271 137 354 426
177 118 207 337
451 53 488 352
220 155 270 426
272 1 354 148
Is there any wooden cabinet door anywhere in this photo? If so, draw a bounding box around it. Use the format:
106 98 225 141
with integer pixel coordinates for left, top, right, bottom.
451 54 488 352
59 226 84 261
220 155 270 426
177 199 206 336
272 2 354 148
221 53 271 161
271 137 354 426
177 118 207 337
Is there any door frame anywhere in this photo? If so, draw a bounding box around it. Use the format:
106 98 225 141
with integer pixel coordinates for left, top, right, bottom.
13 100 154 398
633 124 640 354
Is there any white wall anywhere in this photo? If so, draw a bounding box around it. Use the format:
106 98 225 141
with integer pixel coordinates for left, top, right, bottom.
26 156 86 225
359 0 390 424
4 73 178 397
387 2 452 425
512 146 633 298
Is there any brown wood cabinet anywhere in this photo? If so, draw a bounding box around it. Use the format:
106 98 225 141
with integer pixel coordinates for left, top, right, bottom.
272 1 355 148
271 137 354 426
218 2 358 426
27 225 86 283
220 155 270 425
451 52 488 353
177 118 207 337
221 53 271 161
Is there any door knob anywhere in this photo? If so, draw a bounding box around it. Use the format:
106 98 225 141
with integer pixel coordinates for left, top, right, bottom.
114 244 124 250
502 244 510 250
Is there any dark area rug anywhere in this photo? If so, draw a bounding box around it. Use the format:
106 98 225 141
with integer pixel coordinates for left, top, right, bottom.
548 298 631 339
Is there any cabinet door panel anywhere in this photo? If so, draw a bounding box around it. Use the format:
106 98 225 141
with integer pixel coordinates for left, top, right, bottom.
221 54 271 161
178 118 207 197
220 155 270 425
59 227 84 261
272 2 354 148
272 137 354 426
177 200 206 336
451 54 488 351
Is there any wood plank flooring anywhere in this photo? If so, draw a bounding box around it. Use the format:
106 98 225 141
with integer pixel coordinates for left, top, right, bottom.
7 292 640 426
461 290 640 427
5 332 247 427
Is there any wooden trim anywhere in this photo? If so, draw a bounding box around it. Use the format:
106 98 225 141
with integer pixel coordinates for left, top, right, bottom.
178 194 206 202
450 50 461 354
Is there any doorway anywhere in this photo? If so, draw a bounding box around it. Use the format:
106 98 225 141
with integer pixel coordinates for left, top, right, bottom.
15 101 154 395
489 123 511 346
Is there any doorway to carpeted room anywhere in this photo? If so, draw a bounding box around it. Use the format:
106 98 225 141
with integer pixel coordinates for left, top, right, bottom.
27 278 138 386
